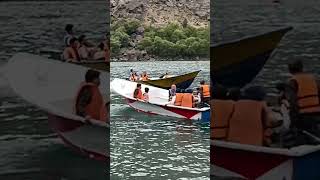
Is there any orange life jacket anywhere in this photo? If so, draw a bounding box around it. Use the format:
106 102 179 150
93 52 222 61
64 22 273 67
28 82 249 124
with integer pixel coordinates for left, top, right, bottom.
291 73 320 114
181 93 194 108
141 75 149 81
174 93 184 106
201 84 210 98
74 82 107 122
134 88 143 100
227 100 268 146
210 100 235 140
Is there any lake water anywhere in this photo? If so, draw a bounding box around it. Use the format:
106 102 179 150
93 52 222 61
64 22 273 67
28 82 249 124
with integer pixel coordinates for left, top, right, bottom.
212 0 320 92
110 61 210 179
0 1 108 179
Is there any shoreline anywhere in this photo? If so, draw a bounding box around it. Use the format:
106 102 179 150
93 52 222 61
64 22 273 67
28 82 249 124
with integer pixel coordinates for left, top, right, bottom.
110 57 209 62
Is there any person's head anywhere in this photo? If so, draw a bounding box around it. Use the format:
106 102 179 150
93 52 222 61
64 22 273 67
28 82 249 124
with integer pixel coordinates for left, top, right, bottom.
171 84 176 90
85 69 101 86
200 80 205 85
130 69 133 73
288 60 303 74
78 35 86 44
243 86 266 101
65 24 74 34
137 83 142 89
145 87 149 93
227 88 241 101
69 37 79 48
212 84 228 99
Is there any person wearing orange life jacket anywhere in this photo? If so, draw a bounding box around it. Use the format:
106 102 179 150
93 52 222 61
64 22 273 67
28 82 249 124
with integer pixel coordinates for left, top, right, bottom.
63 37 81 62
181 93 194 108
134 83 143 100
227 86 278 146
211 85 235 141
75 69 107 122
141 71 149 81
200 80 210 106
287 60 320 114
285 60 320 133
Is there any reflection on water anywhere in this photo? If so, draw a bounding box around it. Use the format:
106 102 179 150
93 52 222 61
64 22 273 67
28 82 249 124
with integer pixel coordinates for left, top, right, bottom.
0 1 109 179
110 61 210 179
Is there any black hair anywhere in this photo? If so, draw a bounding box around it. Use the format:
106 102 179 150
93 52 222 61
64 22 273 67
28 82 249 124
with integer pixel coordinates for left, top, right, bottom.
200 80 205 85
145 87 149 93
137 83 141 88
85 69 100 82
288 60 303 74
227 88 241 101
69 37 78 45
78 35 86 43
65 24 73 33
212 84 228 99
243 86 266 101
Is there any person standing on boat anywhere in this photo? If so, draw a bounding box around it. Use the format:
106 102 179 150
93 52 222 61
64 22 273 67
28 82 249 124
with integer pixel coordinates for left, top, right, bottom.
169 84 177 101
199 80 210 106
64 24 75 47
143 87 149 102
285 60 320 132
134 83 143 100
74 69 107 122
63 37 81 62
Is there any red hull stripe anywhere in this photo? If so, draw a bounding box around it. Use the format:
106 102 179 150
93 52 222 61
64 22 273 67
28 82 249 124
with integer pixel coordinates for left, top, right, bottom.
211 145 290 179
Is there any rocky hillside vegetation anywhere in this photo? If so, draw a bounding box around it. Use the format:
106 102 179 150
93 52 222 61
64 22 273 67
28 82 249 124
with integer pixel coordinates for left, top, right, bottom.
111 0 210 61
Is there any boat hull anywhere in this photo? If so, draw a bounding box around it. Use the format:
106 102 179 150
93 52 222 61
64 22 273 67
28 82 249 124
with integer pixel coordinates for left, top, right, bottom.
210 141 320 179
211 27 292 88
48 113 108 161
126 98 209 121
71 61 109 72
39 49 109 72
139 70 201 89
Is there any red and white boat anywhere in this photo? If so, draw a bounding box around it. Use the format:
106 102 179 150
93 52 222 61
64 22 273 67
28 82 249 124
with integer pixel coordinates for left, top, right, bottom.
111 78 210 121
3 53 109 161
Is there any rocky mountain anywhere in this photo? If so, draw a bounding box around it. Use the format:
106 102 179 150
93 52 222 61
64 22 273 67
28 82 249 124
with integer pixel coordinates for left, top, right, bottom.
111 0 210 27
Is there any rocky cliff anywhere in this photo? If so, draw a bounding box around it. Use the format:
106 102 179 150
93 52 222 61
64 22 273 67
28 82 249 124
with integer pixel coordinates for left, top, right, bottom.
111 0 209 27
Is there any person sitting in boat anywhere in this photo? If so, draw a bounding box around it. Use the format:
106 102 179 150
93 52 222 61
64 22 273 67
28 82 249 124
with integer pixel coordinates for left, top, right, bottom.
93 42 106 60
227 86 278 146
75 69 107 122
211 84 234 141
199 80 210 106
64 24 76 47
133 83 143 100
180 92 194 108
169 84 177 101
78 35 94 60
143 87 149 102
141 71 149 81
63 37 81 62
